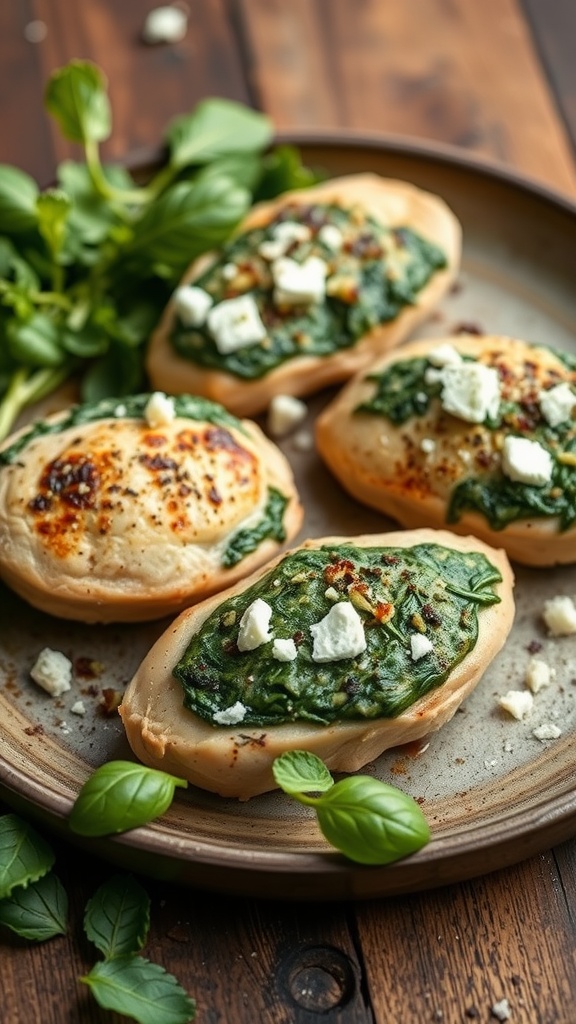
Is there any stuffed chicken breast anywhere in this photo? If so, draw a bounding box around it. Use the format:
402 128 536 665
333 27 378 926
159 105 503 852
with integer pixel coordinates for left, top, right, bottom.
315 335 576 566
0 393 302 622
146 174 461 416
120 528 514 799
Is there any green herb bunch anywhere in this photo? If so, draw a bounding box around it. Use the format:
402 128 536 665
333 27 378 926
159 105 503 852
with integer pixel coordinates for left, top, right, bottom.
0 60 317 441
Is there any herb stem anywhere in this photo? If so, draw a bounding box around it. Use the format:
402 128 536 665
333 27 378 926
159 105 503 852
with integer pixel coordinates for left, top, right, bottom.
0 363 76 443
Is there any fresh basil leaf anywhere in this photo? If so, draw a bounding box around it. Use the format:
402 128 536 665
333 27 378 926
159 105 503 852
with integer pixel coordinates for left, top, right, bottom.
272 751 334 796
0 814 55 900
57 160 133 243
254 144 324 201
8 314 66 368
314 776 431 865
81 956 196 1024
69 761 188 837
84 875 150 960
36 188 71 260
0 165 40 233
127 177 249 272
192 153 263 192
0 871 68 941
45 60 111 145
166 98 272 170
61 325 109 358
0 238 40 290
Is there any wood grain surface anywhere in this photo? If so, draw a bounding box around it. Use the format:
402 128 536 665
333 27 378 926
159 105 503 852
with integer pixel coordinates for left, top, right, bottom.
0 2 575 1023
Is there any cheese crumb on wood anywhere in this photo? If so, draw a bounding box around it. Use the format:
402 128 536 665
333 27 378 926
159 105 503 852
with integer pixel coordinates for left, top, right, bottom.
542 595 576 636
141 5 188 44
71 700 86 716
491 999 511 1022
497 689 533 720
30 648 73 697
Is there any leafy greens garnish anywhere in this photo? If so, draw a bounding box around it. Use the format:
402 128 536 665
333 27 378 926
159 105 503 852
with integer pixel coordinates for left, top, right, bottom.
69 761 187 837
0 59 318 441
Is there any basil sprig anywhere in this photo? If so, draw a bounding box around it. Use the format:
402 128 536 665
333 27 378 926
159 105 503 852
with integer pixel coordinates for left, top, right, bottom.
0 60 318 442
69 761 187 837
273 751 431 865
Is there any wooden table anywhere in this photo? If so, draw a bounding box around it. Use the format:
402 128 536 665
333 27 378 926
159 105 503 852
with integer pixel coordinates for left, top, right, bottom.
1 2 575 1022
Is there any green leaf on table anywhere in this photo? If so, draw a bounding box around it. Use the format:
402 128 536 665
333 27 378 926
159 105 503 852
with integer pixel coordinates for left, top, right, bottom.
69 760 188 837
0 814 55 900
272 753 431 865
127 177 249 272
0 871 68 941
0 164 40 233
84 875 150 960
166 97 272 170
36 188 71 260
272 750 335 796
45 60 111 145
82 956 196 1024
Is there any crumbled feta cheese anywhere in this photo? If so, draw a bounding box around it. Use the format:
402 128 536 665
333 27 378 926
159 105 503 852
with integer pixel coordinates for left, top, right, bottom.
115 404 127 417
424 366 443 385
207 294 267 354
141 5 188 44
410 633 434 661
317 224 343 251
501 436 553 487
427 343 462 368
420 437 436 454
539 381 575 428
30 648 73 697
324 587 339 601
272 638 298 662
497 689 534 720
272 256 327 306
267 394 307 437
144 391 175 428
173 285 213 327
503 739 514 753
525 657 555 694
532 722 562 742
491 999 511 1022
439 362 501 423
310 601 366 662
59 721 71 736
221 263 238 281
542 595 576 636
237 598 273 651
213 701 247 725
71 700 86 716
258 222 312 262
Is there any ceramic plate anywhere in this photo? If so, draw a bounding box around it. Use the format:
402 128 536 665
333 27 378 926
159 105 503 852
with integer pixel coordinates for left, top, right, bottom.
1 135 575 900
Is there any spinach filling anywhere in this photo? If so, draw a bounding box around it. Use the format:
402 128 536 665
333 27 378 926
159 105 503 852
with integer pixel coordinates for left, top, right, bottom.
174 543 501 727
355 346 576 531
0 393 244 465
169 203 446 379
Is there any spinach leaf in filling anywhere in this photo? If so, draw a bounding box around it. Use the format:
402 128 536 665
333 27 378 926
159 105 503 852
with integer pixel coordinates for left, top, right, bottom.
174 543 501 727
170 204 447 379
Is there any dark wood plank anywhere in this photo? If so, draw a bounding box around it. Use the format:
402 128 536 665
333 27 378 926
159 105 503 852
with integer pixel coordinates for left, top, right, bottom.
522 0 576 156
237 0 576 195
356 850 576 1023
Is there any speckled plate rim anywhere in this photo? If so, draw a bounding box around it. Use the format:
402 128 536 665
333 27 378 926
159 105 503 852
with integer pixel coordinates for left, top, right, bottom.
2 131 576 900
